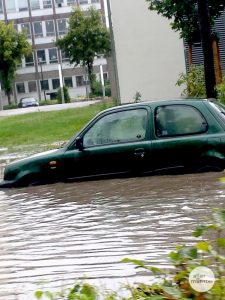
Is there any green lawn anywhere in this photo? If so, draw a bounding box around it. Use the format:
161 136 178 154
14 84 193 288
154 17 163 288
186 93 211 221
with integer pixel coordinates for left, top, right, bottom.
0 101 115 150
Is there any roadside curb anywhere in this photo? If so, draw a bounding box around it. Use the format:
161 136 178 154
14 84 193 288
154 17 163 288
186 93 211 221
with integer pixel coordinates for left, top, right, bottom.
0 100 101 117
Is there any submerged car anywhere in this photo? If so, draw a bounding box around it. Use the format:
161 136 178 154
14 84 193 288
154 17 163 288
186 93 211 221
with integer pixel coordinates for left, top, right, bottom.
18 97 39 108
1 98 225 188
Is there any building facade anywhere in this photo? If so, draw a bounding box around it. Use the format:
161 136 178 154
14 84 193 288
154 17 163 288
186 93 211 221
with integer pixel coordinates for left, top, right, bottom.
184 10 225 74
106 0 186 104
106 1 225 104
0 0 108 105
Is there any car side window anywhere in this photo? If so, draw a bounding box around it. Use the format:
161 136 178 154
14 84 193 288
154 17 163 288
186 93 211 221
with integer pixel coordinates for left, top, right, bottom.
155 105 208 137
83 109 148 147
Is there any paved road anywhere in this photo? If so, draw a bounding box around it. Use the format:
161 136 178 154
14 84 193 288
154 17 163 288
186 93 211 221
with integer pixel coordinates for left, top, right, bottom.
0 100 100 117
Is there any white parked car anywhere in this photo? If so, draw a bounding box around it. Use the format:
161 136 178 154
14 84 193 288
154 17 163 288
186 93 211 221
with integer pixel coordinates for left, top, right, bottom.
18 97 39 108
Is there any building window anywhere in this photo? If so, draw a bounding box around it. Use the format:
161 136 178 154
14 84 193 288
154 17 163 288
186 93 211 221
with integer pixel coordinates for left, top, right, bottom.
33 22 43 38
64 77 73 88
79 0 88 4
21 23 31 39
0 0 3 13
16 83 25 94
45 20 55 37
55 0 63 7
31 0 40 10
25 53 34 66
57 19 67 36
91 0 99 3
43 0 52 8
41 80 49 91
19 0 28 11
37 50 46 64
6 0 16 13
28 81 37 92
52 78 60 90
67 0 76 5
61 51 70 62
76 75 84 87
49 48 58 64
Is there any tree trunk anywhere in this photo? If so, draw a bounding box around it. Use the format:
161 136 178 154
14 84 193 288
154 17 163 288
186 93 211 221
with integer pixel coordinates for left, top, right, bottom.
87 62 95 95
212 37 222 85
6 91 11 105
197 0 217 99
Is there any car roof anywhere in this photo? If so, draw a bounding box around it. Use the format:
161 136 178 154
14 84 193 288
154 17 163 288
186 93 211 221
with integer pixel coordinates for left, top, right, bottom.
20 97 37 101
101 98 211 114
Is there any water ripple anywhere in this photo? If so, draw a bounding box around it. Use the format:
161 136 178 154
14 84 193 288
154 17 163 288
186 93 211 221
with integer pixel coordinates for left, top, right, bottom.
0 173 224 299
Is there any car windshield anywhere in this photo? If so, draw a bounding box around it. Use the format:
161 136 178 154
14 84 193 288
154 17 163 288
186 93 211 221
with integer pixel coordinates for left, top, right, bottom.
208 101 225 123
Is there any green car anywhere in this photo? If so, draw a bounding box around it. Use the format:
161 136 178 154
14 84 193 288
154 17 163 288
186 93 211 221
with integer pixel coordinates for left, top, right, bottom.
1 99 225 188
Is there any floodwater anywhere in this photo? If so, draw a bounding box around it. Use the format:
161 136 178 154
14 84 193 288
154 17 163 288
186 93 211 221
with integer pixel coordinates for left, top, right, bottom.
0 170 225 299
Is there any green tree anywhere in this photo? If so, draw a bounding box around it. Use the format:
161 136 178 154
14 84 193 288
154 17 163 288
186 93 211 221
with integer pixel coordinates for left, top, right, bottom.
146 0 225 42
0 21 31 104
56 6 111 95
57 85 71 103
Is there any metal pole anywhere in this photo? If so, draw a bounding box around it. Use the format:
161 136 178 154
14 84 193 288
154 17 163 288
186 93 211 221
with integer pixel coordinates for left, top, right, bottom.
84 66 89 99
39 61 46 101
100 64 105 98
52 0 64 104
58 64 65 103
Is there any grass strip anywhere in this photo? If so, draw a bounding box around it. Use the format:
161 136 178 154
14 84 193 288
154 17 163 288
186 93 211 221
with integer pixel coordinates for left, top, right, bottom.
0 101 114 149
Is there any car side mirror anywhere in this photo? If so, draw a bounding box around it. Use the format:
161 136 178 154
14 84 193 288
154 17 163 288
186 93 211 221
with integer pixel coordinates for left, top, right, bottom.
75 136 84 151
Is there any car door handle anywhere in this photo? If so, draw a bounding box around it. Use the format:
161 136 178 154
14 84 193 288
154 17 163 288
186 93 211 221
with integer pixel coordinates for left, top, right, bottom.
134 148 145 158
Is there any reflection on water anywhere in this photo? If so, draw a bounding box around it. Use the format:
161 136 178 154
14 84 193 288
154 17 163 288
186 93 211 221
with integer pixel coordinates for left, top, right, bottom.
0 173 224 299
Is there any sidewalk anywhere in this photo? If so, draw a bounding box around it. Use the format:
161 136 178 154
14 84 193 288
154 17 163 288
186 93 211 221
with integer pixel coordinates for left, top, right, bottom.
0 100 100 117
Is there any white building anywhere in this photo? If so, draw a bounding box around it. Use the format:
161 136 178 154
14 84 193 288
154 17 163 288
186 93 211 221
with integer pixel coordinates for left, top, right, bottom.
106 0 186 104
0 0 108 105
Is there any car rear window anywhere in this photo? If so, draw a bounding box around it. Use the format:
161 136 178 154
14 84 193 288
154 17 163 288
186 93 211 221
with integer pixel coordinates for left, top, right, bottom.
155 104 208 137
208 101 225 123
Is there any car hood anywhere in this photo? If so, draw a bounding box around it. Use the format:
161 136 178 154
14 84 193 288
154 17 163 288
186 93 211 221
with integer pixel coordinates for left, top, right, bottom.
7 148 65 168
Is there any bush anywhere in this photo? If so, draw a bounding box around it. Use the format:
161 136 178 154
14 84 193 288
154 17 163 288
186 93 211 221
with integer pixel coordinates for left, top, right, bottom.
39 99 58 106
217 76 225 104
123 209 225 300
176 65 206 98
3 103 18 110
57 85 71 103
90 80 111 97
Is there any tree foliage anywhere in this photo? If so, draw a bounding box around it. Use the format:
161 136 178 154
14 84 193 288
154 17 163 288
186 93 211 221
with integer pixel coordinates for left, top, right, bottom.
0 21 31 104
176 65 206 98
217 76 225 104
56 6 111 94
146 0 225 42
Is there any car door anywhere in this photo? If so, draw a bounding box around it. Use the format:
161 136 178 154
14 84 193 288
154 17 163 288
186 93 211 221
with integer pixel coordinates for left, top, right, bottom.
150 104 209 172
62 107 152 180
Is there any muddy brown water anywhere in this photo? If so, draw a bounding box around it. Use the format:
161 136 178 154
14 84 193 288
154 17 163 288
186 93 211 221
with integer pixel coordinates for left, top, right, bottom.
0 171 225 299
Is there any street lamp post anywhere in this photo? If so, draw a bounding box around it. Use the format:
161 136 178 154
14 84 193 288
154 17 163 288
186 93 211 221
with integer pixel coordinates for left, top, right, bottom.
38 58 46 101
100 64 105 98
